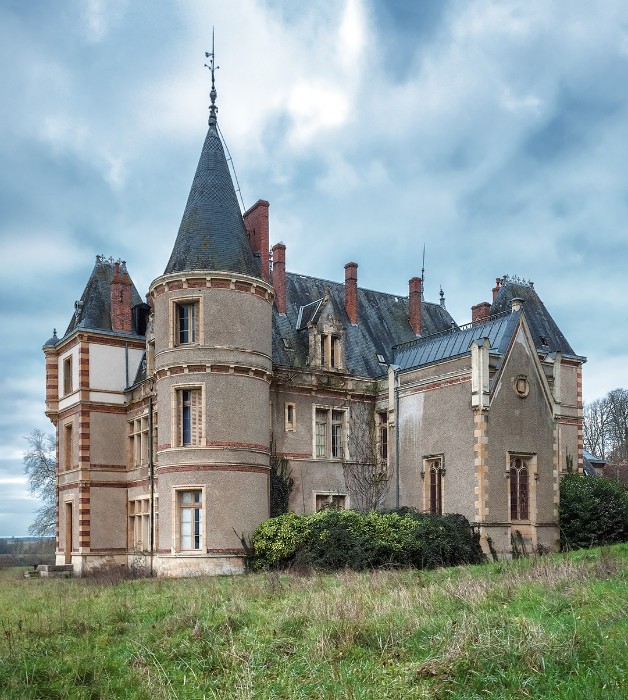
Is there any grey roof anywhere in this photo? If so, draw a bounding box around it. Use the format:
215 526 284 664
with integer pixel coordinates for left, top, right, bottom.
491 280 577 357
583 449 605 466
62 257 143 340
164 124 261 278
394 311 518 370
272 272 456 377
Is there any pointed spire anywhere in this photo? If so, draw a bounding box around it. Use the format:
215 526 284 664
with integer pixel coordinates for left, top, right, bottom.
439 286 446 309
205 28 219 127
164 44 260 278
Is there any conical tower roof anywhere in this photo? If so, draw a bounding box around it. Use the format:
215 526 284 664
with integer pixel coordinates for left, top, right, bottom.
164 121 260 277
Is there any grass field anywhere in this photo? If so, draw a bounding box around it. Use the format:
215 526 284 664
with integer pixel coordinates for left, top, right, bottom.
0 545 626 699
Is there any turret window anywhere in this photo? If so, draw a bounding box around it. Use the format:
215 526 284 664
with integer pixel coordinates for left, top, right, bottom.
172 299 201 346
175 387 203 447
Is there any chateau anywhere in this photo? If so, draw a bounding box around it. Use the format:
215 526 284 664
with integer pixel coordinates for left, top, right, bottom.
43 70 585 575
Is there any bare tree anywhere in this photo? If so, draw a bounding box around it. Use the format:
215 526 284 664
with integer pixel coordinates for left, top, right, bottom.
583 398 612 459
583 388 628 465
23 430 56 537
605 389 628 462
343 403 390 511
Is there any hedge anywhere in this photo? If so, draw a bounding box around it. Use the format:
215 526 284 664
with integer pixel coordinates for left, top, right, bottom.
251 508 485 571
559 473 628 551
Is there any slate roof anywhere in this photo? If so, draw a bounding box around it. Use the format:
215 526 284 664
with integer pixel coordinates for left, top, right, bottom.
272 272 455 377
393 279 583 373
491 279 576 357
394 311 518 371
164 124 261 278
61 257 143 340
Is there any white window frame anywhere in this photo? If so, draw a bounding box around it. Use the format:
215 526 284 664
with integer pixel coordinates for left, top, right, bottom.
312 406 348 460
173 487 205 553
170 297 202 347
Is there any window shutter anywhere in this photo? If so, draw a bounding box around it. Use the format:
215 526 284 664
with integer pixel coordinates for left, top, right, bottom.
177 389 183 446
191 389 202 446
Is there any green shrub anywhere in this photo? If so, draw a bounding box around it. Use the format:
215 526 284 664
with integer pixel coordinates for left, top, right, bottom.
251 508 485 571
559 473 628 551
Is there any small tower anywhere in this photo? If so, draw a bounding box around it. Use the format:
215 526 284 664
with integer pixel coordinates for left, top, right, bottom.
148 43 274 575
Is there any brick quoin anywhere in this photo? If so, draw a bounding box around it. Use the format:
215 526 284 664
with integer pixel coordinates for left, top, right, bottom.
472 302 492 324
409 277 422 335
243 200 270 281
345 262 359 324
110 261 133 332
272 243 286 314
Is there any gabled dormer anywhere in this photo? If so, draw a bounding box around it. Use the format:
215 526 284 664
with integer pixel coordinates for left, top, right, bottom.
298 290 346 371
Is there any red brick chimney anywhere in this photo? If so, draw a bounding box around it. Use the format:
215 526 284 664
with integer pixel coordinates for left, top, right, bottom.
344 262 358 325
110 261 133 332
272 243 286 314
472 302 492 324
409 277 422 335
244 200 270 281
492 277 502 301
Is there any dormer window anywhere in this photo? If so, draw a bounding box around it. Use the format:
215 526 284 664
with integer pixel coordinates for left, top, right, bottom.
320 333 342 369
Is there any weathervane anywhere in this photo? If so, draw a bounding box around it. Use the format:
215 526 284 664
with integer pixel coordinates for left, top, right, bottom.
204 28 219 126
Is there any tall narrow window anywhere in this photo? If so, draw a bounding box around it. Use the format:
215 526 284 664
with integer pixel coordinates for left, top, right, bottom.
378 413 388 462
510 456 529 520
177 388 202 447
179 490 202 550
64 424 73 471
63 356 73 395
175 302 199 345
315 409 327 458
285 402 296 431
331 410 344 458
424 456 444 514
320 334 342 368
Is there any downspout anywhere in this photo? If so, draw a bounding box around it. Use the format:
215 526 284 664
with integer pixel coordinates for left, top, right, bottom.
148 395 154 577
125 343 129 388
395 368 400 509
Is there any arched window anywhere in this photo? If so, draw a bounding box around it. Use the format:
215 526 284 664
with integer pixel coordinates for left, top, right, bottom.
509 456 529 520
424 457 444 514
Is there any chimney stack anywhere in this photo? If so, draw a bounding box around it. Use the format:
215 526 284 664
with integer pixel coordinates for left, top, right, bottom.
110 261 133 332
243 200 270 281
272 243 286 314
409 277 422 335
492 277 502 301
344 262 358 324
471 302 492 324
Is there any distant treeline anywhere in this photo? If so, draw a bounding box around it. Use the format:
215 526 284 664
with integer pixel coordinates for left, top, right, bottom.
0 537 55 567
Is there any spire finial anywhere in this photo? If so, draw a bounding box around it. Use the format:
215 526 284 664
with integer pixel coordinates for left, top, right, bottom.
204 28 219 126
421 243 426 301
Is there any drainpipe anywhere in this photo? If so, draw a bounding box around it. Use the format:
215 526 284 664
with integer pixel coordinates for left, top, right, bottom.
387 364 402 509
148 395 154 577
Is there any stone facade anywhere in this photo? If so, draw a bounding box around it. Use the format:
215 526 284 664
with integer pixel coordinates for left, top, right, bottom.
43 99 586 576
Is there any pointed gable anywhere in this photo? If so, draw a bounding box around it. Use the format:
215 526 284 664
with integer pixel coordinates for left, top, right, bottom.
164 124 260 278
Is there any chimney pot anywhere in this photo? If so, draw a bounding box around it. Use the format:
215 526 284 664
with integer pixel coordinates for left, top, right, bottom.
409 277 422 335
243 200 270 281
344 262 358 324
272 243 286 314
471 302 492 324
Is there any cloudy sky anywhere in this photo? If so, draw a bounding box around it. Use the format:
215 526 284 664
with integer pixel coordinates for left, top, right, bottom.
1 0 627 536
